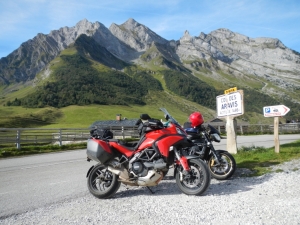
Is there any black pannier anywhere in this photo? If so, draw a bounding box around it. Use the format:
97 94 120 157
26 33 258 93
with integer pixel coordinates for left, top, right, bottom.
90 128 113 139
86 138 115 163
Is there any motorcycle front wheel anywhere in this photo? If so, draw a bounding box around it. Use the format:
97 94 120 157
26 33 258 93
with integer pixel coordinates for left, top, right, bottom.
87 163 121 199
208 151 236 180
175 159 211 196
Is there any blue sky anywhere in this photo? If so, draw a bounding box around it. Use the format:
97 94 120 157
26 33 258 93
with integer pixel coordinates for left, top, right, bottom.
0 0 299 58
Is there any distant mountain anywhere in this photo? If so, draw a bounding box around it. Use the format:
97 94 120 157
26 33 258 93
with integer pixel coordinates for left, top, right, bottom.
1 18 300 121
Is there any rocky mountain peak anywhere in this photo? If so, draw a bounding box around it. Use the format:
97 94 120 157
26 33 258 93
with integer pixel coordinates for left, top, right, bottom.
254 37 286 49
180 30 194 44
122 18 140 29
74 19 103 34
209 28 286 50
198 32 207 40
210 28 236 39
109 18 167 52
76 18 90 26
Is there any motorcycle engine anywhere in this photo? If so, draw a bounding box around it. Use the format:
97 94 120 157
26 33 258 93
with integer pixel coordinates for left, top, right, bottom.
128 158 166 186
131 162 148 177
128 150 167 186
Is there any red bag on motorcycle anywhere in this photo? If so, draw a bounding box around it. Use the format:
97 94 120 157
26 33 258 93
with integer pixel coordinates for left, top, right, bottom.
87 139 116 164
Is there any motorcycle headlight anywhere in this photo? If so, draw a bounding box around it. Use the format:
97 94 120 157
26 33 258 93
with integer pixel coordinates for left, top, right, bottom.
211 133 221 142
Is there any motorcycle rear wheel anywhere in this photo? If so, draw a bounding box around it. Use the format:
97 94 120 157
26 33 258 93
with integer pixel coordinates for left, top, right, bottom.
208 151 236 180
87 163 121 199
175 159 211 196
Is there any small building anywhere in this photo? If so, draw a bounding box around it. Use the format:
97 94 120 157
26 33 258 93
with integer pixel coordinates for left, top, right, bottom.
89 114 138 129
205 118 250 134
203 118 226 133
89 118 139 129
204 118 225 127
89 114 140 138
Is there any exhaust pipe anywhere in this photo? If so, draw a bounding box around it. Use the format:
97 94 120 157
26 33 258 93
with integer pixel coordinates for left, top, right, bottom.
108 166 130 180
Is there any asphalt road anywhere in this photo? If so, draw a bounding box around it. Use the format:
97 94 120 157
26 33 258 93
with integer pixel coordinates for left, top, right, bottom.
215 134 300 150
0 134 299 218
0 150 91 218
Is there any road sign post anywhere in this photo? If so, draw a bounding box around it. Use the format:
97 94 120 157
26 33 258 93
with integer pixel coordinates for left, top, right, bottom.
274 117 280 153
263 105 290 153
216 88 244 154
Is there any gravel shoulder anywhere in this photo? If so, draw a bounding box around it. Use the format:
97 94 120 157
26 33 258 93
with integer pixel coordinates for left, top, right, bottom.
1 158 300 225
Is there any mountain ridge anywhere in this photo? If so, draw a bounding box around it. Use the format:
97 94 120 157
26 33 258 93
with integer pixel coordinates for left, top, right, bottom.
1 18 299 85
1 18 300 123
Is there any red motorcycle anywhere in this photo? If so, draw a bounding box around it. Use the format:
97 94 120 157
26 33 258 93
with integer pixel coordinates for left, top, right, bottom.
86 113 211 199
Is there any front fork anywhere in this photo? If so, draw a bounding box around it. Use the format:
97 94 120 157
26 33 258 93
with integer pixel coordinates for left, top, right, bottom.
173 147 200 180
200 131 221 165
205 138 221 165
174 147 190 171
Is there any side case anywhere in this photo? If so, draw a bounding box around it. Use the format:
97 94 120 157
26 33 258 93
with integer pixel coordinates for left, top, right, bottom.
87 139 115 164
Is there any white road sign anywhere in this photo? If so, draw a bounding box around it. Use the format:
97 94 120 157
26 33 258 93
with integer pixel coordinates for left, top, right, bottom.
263 105 290 117
216 91 244 117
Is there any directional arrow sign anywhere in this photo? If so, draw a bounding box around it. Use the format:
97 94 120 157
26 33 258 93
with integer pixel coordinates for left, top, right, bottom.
263 105 290 117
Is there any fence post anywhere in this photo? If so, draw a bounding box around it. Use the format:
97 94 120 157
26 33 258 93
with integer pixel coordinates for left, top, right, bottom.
59 129 62 146
240 125 243 135
122 127 125 139
16 129 21 150
279 124 282 134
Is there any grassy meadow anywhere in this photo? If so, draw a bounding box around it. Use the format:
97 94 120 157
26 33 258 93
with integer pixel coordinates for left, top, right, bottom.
235 140 300 176
0 82 218 128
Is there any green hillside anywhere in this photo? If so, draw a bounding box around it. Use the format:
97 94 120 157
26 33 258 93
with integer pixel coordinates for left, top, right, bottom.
21 54 148 107
0 92 217 128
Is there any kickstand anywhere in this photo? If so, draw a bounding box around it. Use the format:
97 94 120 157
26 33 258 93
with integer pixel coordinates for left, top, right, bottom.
146 186 155 194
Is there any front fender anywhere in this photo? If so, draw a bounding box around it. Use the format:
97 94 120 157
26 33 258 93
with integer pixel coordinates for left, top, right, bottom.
185 155 201 160
203 149 228 160
86 165 95 178
215 149 228 154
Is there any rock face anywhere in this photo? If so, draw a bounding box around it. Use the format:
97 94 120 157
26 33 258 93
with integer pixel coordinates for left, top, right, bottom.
1 19 300 96
176 28 300 90
0 19 106 84
109 18 168 52
211 29 300 88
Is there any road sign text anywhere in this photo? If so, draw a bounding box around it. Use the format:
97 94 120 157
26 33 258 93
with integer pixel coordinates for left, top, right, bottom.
217 91 244 117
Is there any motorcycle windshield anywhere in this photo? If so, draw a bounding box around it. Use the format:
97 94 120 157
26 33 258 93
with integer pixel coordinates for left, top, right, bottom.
208 124 220 135
160 108 180 126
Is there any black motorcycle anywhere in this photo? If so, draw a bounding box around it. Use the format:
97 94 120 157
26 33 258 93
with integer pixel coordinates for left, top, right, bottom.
160 108 236 180
183 123 236 180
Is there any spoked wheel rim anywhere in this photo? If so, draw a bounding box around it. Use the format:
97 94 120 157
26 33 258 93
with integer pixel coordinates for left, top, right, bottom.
210 154 232 175
91 168 114 192
182 164 204 190
175 159 211 196
87 163 121 199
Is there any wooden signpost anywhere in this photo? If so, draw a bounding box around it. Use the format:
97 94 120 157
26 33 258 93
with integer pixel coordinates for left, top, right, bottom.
263 105 290 153
216 87 244 154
